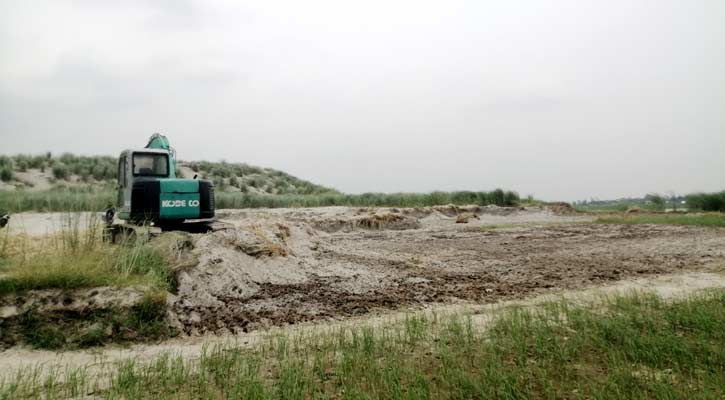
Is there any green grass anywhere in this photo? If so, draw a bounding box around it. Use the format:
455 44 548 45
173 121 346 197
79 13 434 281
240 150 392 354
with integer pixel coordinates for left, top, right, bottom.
596 213 725 227
183 160 337 195
7 291 171 350
214 190 520 209
1 189 520 212
2 290 722 399
0 216 180 348
0 215 176 296
0 187 115 212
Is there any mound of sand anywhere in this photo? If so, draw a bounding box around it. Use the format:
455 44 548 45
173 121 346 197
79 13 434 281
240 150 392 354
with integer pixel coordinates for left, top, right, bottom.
546 202 578 215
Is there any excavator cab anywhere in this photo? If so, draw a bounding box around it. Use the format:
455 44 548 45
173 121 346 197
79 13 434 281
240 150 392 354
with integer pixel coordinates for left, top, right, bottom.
110 134 215 226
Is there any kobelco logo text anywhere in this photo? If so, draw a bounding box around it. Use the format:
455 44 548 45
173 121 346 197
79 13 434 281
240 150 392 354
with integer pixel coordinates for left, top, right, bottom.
162 200 200 208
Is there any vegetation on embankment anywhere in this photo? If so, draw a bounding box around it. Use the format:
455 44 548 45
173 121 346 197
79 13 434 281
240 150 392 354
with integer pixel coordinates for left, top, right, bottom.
2 290 723 399
181 160 337 195
0 215 187 348
0 153 117 184
0 187 115 213
1 188 521 212
596 213 725 227
0 215 178 296
0 153 335 195
1 292 170 350
1 153 522 211
216 189 521 209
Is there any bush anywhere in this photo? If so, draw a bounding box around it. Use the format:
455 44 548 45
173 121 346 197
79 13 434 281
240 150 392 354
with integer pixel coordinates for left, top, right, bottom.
0 156 12 169
52 163 70 180
0 167 13 182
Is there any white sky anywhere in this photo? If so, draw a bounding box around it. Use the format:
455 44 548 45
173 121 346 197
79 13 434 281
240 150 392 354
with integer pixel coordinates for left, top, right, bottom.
1 0 723 201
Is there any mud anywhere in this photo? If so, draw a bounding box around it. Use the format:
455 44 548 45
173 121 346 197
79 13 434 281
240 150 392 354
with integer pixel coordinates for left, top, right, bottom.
168 206 725 335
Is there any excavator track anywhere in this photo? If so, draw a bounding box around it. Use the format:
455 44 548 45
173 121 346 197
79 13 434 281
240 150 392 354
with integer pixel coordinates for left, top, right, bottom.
103 219 233 244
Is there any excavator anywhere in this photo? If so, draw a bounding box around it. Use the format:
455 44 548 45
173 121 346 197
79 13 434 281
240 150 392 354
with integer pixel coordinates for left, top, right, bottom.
104 134 225 242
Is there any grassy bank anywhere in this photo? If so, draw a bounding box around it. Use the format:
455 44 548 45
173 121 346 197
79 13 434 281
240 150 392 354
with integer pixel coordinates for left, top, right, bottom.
2 290 723 399
596 213 725 227
0 215 184 349
1 189 520 212
0 214 178 296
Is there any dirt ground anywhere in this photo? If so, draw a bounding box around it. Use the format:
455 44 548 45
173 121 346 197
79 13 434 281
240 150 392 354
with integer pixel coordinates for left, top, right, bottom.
165 205 725 335
4 205 725 337
1 205 725 378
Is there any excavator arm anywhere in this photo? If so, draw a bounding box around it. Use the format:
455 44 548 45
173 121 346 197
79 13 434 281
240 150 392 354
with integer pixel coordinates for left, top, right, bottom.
145 133 177 178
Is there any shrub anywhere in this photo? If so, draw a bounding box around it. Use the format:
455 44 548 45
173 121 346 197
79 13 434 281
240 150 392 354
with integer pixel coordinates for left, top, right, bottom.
0 167 13 182
52 163 70 180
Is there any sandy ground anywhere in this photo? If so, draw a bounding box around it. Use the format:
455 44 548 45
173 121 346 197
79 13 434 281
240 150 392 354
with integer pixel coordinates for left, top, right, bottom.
4 206 725 336
168 206 724 335
1 205 724 379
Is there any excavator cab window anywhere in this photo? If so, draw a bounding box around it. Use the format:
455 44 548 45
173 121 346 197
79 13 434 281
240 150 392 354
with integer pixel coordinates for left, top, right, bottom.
133 153 169 177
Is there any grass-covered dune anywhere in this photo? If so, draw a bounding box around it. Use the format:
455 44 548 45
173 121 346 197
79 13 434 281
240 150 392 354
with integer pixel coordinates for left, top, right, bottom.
0 153 523 212
0 153 335 196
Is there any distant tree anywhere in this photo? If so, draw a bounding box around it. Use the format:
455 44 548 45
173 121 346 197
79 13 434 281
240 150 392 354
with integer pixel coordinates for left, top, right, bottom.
647 193 665 211
16 160 28 172
667 191 678 211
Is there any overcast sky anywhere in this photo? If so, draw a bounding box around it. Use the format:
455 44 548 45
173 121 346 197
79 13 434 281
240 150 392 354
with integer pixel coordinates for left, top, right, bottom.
1 1 723 201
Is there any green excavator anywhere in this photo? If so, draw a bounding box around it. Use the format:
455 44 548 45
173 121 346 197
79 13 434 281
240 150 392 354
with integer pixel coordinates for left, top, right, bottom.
104 134 222 241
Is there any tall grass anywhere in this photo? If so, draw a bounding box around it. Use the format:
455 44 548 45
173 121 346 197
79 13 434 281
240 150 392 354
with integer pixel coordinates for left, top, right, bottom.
1 189 520 212
0 214 173 296
0 187 115 212
215 189 520 209
1 290 722 399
